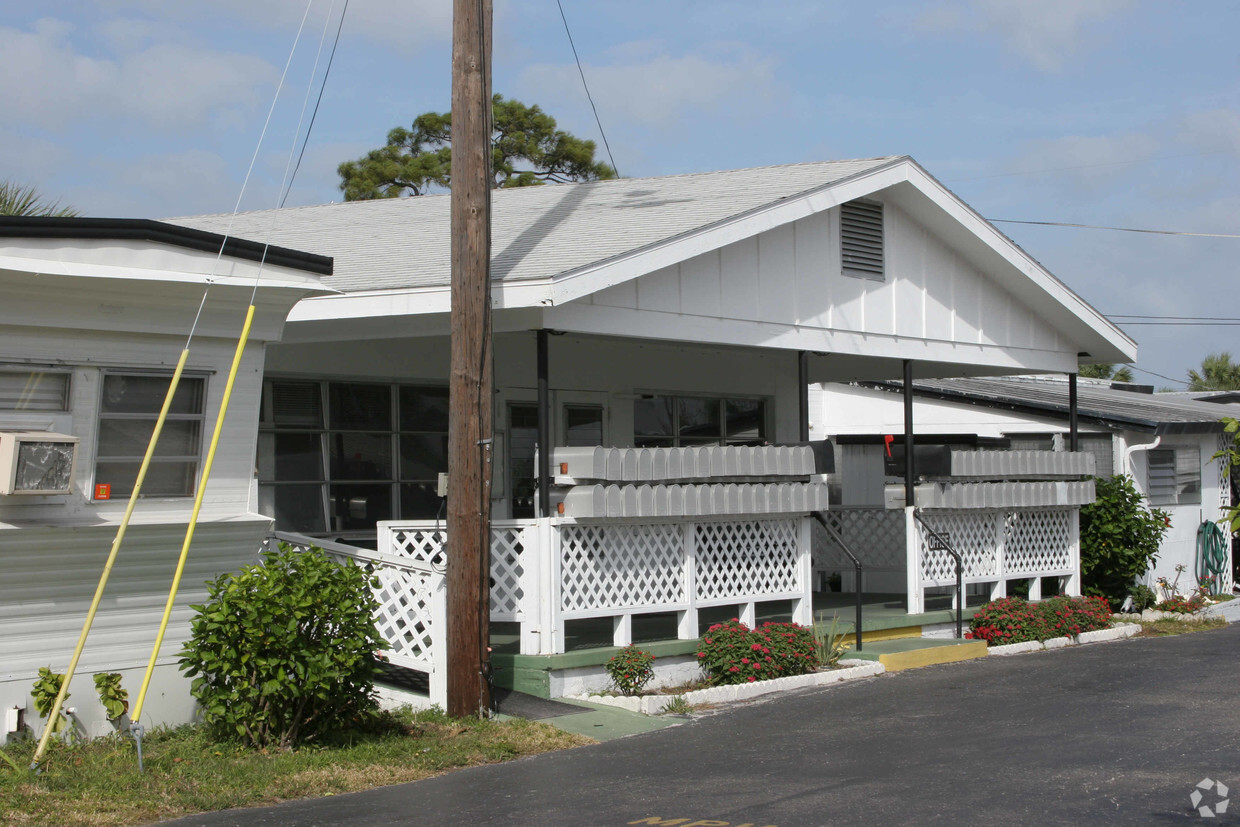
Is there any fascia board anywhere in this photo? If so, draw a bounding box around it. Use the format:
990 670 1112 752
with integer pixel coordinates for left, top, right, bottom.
286 278 556 322
897 163 1137 363
544 161 912 307
0 251 331 294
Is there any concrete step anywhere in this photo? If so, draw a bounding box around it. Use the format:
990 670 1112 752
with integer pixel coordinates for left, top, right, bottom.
846 638 988 671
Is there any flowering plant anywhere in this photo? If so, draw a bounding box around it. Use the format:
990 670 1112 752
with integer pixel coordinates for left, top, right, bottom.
605 644 655 696
1154 585 1211 614
968 595 1113 644
696 619 818 686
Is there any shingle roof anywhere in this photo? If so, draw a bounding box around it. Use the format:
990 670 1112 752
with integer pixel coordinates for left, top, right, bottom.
170 157 902 293
866 376 1238 435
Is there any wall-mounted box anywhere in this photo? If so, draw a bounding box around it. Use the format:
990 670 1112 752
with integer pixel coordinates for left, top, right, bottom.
0 431 79 495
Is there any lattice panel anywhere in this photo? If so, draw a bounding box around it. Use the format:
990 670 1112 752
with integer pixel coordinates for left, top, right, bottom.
696 519 800 600
367 565 438 668
918 512 1000 582
812 509 906 571
1003 509 1073 575
490 526 525 619
389 528 447 569
559 523 684 612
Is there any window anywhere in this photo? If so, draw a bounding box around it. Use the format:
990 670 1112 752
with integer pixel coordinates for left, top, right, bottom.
633 395 766 448
1147 446 1200 506
840 199 884 281
0 368 70 411
95 372 206 498
257 380 450 534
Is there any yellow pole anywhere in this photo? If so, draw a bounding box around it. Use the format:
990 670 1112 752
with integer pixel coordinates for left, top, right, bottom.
130 305 256 727
29 349 191 770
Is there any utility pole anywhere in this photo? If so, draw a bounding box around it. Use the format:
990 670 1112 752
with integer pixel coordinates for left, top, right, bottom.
446 0 493 718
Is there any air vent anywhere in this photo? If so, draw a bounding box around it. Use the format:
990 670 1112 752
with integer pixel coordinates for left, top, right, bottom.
841 199 884 280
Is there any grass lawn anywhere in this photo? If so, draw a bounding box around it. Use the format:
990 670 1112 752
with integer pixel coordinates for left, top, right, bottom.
0 707 592 827
1138 615 1228 637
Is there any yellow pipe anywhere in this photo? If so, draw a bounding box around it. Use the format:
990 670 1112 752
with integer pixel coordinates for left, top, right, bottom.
30 349 191 769
131 305 256 726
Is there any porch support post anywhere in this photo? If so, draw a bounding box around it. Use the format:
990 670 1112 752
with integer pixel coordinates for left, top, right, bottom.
798 350 810 443
537 329 551 518
903 359 915 507
905 506 922 614
1068 372 1080 452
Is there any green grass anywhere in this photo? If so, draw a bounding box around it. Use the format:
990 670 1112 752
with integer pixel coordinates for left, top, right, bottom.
0 708 591 827
1138 616 1228 637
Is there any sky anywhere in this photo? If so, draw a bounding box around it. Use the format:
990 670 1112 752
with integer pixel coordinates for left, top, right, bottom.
2 0 1238 388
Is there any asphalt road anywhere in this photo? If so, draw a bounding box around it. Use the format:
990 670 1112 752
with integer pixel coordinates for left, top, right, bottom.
168 624 1240 826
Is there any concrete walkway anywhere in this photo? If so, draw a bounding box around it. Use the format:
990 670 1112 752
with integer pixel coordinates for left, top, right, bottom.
163 623 1240 826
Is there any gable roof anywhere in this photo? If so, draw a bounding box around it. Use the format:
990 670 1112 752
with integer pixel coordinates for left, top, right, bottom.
172 157 898 292
865 376 1237 435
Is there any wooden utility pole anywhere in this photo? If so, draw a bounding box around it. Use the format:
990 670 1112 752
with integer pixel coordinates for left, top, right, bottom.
446 0 493 718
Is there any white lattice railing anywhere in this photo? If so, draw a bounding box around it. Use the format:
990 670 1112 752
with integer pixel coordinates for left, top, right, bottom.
269 531 447 709
379 516 814 655
909 507 1081 613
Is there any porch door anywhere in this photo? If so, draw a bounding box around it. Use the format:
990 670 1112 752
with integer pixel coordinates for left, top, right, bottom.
507 396 607 519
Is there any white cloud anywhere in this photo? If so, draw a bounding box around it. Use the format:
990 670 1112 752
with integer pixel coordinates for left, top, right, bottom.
0 18 276 133
1007 132 1162 194
518 42 780 130
913 0 1135 72
1177 108 1240 155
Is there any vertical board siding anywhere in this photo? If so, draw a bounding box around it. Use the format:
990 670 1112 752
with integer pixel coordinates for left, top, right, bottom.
758 224 797 324
719 237 760 322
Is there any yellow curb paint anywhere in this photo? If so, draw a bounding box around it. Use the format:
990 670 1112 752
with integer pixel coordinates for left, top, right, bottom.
877 640 988 672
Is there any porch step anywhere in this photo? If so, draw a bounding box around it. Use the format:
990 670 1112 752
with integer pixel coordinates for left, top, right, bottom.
838 624 923 646
847 638 988 672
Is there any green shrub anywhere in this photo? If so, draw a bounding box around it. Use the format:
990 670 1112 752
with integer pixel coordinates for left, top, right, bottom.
32 667 69 736
1079 475 1169 609
605 645 655 696
92 672 127 721
1129 584 1157 611
179 543 388 749
696 619 818 685
812 615 852 667
968 595 1113 644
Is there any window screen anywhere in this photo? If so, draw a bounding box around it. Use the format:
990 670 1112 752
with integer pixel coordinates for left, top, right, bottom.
95 372 206 498
1147 446 1201 506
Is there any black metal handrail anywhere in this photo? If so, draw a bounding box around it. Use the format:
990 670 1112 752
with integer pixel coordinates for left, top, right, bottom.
912 510 963 639
811 511 864 651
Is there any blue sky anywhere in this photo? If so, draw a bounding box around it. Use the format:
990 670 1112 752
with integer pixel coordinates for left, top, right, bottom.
3 0 1238 387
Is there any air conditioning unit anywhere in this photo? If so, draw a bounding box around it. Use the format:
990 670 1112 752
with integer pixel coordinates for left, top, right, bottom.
0 431 79 495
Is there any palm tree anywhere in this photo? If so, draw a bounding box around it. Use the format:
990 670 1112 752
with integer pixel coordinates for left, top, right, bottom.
1187 352 1240 391
0 180 78 217
1078 363 1134 383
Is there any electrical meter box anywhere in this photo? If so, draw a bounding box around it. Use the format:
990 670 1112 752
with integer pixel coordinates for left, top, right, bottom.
0 431 80 495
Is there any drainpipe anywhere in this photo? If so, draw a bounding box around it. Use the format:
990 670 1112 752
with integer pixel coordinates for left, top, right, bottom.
1124 436 1162 478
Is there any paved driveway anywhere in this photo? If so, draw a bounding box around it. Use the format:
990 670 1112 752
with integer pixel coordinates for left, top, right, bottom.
168 624 1240 826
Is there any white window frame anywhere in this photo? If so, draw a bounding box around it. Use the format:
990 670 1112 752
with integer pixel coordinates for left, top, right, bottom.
1147 445 1201 506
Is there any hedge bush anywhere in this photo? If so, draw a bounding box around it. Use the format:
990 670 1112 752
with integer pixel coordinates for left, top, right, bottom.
179 543 387 749
967 595 1112 644
696 619 818 685
605 645 655 696
1079 475 1169 609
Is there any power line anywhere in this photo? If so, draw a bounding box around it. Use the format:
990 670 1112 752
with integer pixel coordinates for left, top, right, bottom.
1108 314 1240 321
989 218 1240 238
947 149 1232 184
554 0 619 177
1127 364 1190 388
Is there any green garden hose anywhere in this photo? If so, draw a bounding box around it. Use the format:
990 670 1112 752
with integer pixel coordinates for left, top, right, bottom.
1196 520 1230 595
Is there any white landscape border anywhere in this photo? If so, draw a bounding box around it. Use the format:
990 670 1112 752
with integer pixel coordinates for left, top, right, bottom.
571 621 1148 715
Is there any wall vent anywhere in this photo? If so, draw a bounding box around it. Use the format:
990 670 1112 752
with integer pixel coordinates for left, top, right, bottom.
841 199 884 280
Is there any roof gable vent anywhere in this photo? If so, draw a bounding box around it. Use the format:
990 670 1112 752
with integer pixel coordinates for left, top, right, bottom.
841 199 884 280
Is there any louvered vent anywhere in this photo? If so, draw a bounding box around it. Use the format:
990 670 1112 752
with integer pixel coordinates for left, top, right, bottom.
841 199 884 280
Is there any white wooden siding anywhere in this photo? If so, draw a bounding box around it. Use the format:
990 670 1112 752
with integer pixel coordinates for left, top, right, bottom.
584 200 1066 370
